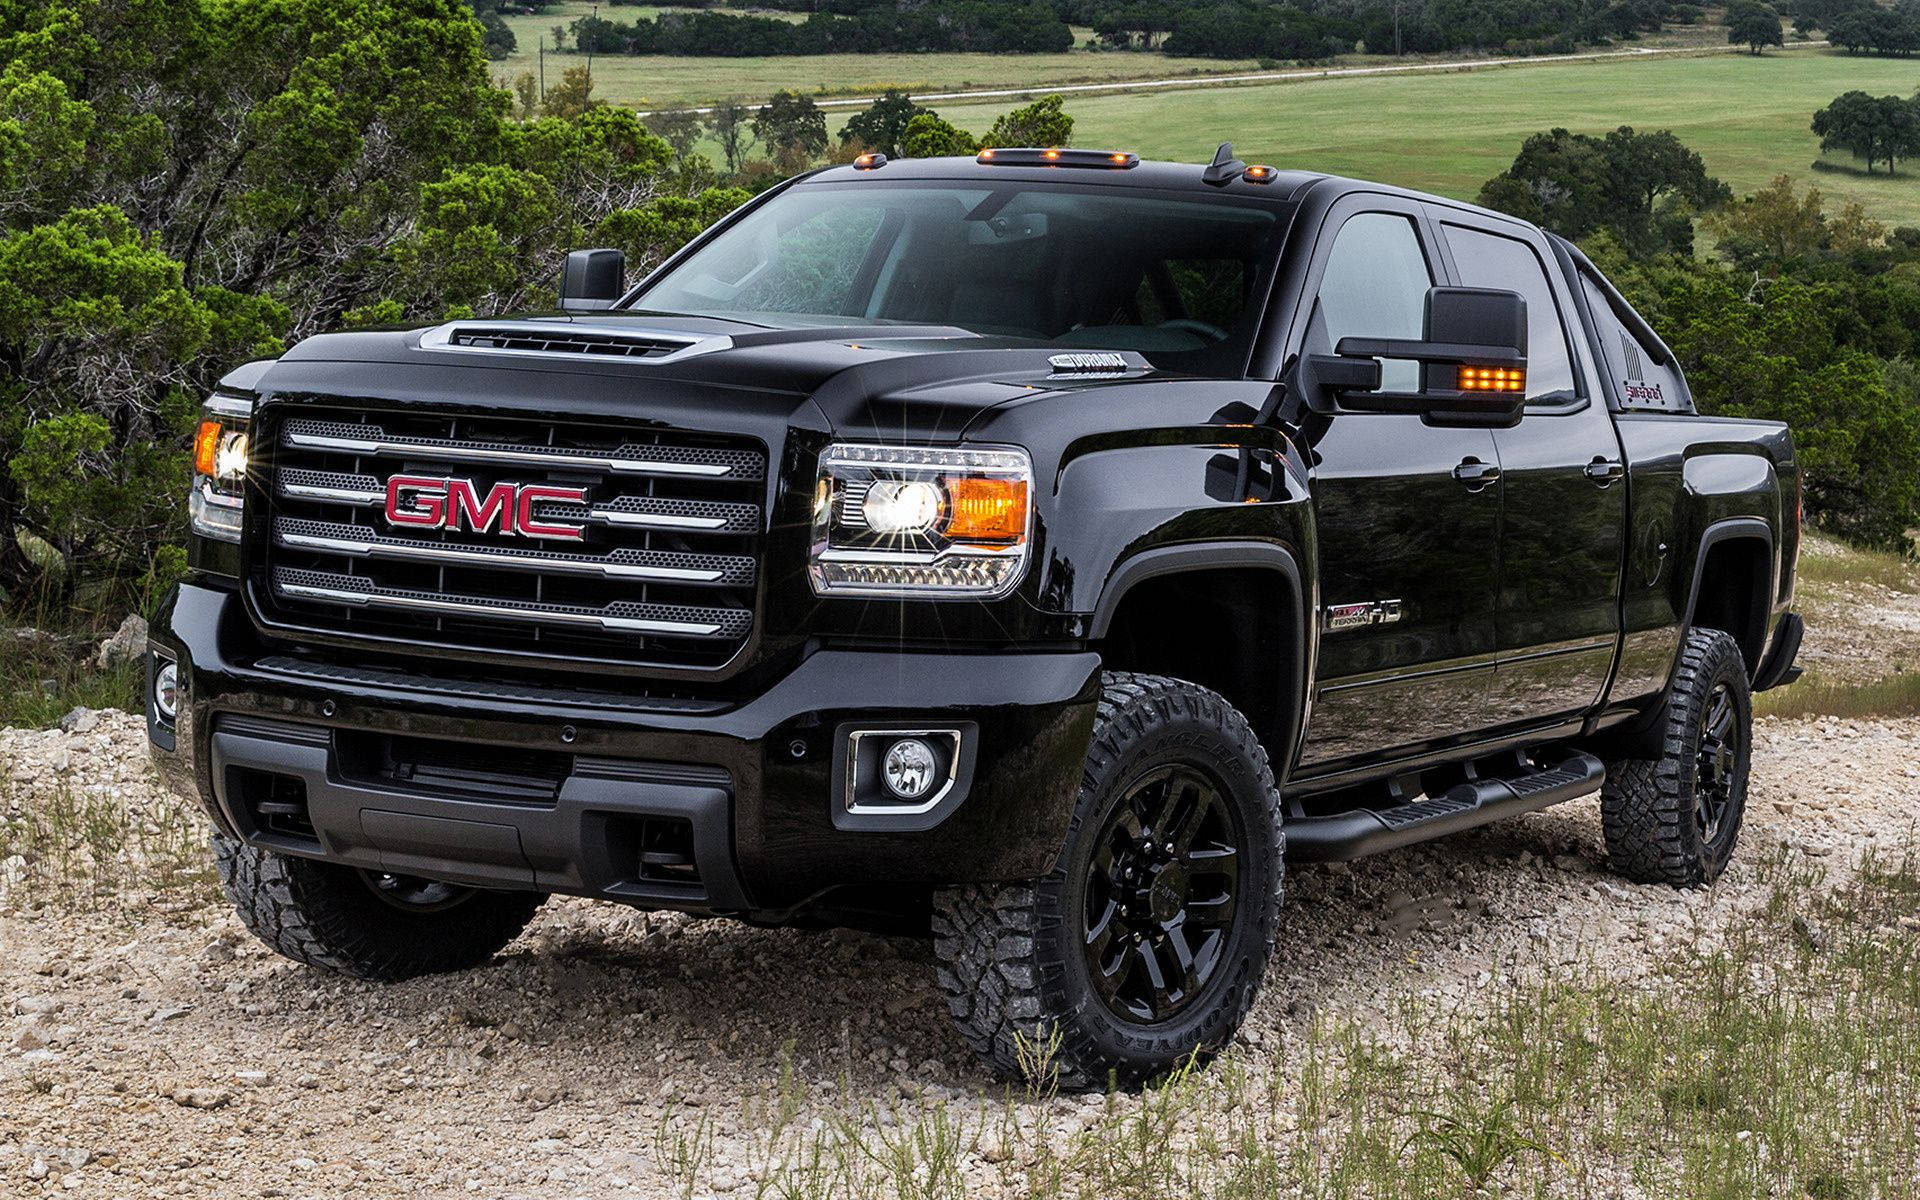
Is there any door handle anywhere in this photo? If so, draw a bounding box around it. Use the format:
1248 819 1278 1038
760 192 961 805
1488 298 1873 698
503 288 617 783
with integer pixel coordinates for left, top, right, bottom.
1584 458 1625 487
1452 458 1501 491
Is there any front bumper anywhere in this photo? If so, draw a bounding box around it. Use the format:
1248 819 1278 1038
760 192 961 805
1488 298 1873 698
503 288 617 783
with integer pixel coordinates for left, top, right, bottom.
150 582 1100 914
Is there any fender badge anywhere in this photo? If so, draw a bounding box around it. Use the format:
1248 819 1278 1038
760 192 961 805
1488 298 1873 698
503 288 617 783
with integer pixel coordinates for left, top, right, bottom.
1048 352 1129 374
1325 600 1403 631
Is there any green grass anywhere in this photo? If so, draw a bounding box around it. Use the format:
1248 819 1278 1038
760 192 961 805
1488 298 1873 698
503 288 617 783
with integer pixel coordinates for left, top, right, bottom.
0 644 140 730
639 840 1920 1197
1757 671 1920 720
914 49 1920 228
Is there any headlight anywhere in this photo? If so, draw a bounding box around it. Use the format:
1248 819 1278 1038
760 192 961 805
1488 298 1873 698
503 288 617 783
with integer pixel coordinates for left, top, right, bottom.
189 394 252 543
810 443 1032 598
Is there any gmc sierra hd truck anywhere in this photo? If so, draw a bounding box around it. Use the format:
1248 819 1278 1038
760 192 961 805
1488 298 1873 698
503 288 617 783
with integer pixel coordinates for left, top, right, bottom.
150 146 1803 1086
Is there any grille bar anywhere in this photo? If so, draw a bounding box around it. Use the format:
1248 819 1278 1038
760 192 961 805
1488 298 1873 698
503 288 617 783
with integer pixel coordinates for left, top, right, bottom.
260 407 765 671
276 468 760 534
283 418 765 480
272 567 750 639
273 518 754 585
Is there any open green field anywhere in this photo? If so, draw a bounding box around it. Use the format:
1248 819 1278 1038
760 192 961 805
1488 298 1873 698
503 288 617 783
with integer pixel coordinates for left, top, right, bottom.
927 49 1920 226
494 2 1259 106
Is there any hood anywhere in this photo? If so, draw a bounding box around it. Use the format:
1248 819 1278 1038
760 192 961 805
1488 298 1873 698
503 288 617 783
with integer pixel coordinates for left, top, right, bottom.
248 311 1158 443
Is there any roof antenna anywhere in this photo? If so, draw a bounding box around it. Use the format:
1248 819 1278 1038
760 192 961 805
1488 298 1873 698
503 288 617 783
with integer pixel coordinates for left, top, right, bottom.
1202 141 1246 185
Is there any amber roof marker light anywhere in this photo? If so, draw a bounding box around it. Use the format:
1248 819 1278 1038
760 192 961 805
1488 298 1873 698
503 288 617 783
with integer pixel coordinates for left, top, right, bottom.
974 148 1139 169
852 152 888 170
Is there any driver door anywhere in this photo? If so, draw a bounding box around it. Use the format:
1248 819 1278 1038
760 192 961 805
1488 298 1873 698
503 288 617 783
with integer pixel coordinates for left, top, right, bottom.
1293 202 1502 774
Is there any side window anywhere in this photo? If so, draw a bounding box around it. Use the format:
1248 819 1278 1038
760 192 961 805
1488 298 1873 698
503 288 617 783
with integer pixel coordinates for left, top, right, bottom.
1312 212 1432 392
1580 271 1686 412
1440 223 1578 405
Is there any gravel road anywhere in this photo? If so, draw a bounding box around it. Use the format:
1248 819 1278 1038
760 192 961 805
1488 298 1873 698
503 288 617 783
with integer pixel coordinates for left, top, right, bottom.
3 707 1913 1198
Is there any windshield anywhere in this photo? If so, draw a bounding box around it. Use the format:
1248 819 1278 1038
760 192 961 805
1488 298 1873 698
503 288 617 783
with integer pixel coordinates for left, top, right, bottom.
630 181 1290 375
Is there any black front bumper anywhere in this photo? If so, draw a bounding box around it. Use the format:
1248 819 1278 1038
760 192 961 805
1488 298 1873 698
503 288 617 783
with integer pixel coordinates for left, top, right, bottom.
150 583 1101 915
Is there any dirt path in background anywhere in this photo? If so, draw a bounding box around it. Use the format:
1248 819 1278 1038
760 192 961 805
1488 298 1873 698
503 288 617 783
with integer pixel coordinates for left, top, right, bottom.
2 710 1913 1197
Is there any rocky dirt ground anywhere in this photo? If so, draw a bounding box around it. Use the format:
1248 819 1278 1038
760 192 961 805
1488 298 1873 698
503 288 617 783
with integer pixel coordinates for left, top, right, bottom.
3 540 1917 1198
2 708 1914 1198
1790 533 1920 687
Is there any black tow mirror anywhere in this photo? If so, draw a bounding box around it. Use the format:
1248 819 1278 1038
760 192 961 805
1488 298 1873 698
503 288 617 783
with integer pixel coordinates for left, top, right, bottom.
1307 287 1529 427
559 248 626 311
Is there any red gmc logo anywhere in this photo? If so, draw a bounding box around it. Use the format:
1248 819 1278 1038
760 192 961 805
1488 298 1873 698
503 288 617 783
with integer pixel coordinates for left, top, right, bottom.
383 475 588 540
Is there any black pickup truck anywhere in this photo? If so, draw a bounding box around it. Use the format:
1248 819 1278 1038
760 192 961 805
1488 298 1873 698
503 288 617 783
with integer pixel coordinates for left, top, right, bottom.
150 145 1803 1085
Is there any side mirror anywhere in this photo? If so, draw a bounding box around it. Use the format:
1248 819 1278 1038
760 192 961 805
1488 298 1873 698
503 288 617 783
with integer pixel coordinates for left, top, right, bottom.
1308 287 1529 427
559 248 626 311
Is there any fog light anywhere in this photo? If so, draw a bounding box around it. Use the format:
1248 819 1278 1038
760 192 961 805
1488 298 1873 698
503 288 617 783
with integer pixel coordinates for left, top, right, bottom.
153 660 179 722
882 737 938 800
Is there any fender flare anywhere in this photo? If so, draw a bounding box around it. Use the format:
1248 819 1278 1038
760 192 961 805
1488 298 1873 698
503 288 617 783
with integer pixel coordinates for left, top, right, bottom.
1681 516 1774 672
1088 540 1312 777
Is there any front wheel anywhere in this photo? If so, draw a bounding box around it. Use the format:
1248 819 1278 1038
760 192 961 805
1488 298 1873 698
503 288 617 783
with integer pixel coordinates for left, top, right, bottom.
1601 627 1753 887
931 673 1284 1089
214 834 547 981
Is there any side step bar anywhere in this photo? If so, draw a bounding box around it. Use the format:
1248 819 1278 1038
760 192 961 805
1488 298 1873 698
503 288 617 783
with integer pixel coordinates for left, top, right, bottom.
1285 751 1605 862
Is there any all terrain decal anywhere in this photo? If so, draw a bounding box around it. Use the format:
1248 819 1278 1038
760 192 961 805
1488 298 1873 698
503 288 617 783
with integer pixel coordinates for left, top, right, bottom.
1621 331 1666 407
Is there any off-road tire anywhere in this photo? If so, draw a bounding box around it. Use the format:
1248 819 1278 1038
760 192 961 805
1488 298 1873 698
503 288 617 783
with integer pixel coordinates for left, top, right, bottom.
1601 627 1752 887
931 672 1285 1089
213 834 546 981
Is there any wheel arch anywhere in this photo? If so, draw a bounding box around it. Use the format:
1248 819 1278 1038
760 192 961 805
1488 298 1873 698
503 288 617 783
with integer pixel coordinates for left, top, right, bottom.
1682 517 1774 677
1089 541 1310 778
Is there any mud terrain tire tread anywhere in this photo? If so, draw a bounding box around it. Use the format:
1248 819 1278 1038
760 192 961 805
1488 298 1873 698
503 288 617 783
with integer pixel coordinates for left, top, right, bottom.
931 672 1284 1089
214 834 545 981
1601 627 1751 888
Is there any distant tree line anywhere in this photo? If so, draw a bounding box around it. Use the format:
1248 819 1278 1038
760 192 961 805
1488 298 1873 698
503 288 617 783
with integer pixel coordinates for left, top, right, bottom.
1793 0 1920 56
558 0 1719 62
569 5 1073 57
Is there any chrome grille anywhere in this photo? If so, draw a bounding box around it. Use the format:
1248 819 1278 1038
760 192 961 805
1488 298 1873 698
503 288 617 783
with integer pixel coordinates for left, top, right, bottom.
258 407 765 671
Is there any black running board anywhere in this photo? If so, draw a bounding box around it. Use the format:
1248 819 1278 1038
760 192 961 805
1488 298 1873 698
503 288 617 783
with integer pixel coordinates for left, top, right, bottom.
1285 751 1605 862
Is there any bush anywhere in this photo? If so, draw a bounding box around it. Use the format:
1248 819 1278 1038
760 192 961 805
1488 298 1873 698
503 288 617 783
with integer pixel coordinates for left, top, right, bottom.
0 0 743 613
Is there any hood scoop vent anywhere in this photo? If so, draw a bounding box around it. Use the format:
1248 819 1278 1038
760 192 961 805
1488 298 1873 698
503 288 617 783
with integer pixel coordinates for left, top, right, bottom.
420 321 727 363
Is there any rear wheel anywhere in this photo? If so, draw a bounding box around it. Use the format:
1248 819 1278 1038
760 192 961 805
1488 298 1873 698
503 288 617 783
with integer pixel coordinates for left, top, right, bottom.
214 834 546 981
931 673 1283 1088
1601 627 1752 887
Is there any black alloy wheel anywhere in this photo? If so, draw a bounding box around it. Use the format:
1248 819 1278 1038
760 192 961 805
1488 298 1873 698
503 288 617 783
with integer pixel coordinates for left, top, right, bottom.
1083 765 1242 1024
1693 681 1742 844
932 673 1284 1089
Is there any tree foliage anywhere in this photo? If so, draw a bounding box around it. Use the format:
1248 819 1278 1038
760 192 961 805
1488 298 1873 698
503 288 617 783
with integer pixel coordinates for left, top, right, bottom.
1724 1 1783 53
1812 91 1920 175
0 0 738 610
1476 126 1730 257
982 94 1074 149
570 4 1072 57
1800 0 1920 56
1583 176 1920 548
841 91 931 158
901 113 981 157
754 91 829 172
